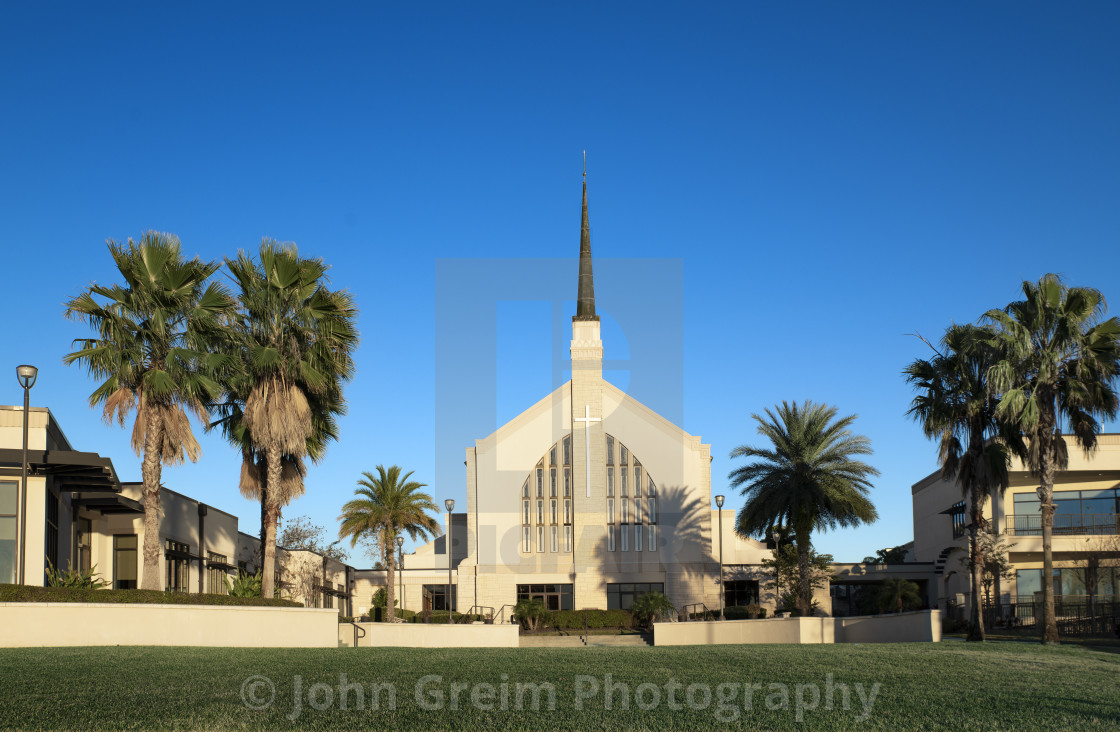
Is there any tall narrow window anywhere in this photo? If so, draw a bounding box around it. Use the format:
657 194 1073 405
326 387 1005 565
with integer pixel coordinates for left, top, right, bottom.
113 535 137 590
523 480 529 498
523 527 531 553
621 499 628 524
634 466 642 495
564 499 571 525
75 517 92 573
164 540 190 593
564 526 571 553
550 446 557 466
607 468 614 496
621 525 629 551
550 468 557 497
45 491 59 570
207 553 229 595
550 499 557 525
635 524 642 552
537 500 544 525
607 498 615 524
550 526 558 553
621 466 628 496
648 497 657 524
564 468 571 497
563 436 571 465
608 525 615 552
536 469 543 498
537 526 544 553
606 436 615 465
634 497 642 524
523 500 530 525
648 525 657 552
648 477 657 496
620 444 629 465
0 482 16 585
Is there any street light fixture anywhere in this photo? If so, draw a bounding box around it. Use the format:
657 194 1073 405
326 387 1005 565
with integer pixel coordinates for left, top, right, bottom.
396 535 405 613
714 495 724 620
444 498 455 623
16 365 37 585
771 528 781 615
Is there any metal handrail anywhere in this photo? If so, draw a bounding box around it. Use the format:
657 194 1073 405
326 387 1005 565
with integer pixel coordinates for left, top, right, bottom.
682 602 711 621
464 605 495 623
494 603 517 625
1007 513 1120 536
349 621 366 647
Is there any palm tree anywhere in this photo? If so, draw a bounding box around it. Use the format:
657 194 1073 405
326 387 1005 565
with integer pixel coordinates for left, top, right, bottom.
729 401 879 616
224 240 359 598
338 465 441 621
877 578 922 614
64 232 233 589
904 323 1025 641
984 274 1120 644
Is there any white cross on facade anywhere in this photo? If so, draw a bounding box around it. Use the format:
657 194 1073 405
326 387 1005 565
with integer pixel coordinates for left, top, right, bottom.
573 404 601 498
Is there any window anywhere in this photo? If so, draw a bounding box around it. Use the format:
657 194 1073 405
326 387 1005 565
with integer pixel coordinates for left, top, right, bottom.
634 498 642 524
564 525 571 553
523 500 530 525
550 447 557 466
323 586 333 609
606 436 615 465
423 584 457 611
522 480 529 499
648 497 657 524
550 499 557 525
113 534 138 590
648 524 657 551
550 526 558 553
621 498 628 524
621 525 629 551
537 500 544 525
607 582 665 610
620 444 628 464
634 466 642 495
564 499 571 525
621 466 628 496
608 525 615 552
207 553 229 595
165 540 190 592
536 469 543 497
0 482 17 584
724 580 760 607
537 526 544 553
607 468 614 496
45 491 59 571
75 517 92 573
550 468 557 497
564 468 571 497
648 477 657 496
517 583 573 611
563 436 571 465
523 526 531 553
949 501 966 539
1012 488 1120 535
634 524 642 552
607 498 615 524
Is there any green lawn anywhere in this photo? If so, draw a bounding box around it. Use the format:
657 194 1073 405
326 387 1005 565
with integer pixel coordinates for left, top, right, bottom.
2 643 1118 730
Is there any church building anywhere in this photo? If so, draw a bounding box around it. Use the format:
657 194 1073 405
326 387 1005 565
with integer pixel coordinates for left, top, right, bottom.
353 176 774 617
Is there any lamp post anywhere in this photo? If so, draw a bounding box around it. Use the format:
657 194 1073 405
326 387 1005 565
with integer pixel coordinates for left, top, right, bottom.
715 495 725 620
16 365 37 586
771 528 781 615
445 498 455 623
396 535 405 613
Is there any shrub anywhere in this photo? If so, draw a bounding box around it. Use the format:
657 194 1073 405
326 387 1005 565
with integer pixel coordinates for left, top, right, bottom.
513 599 547 630
545 609 634 630
227 572 262 598
0 584 301 607
724 604 766 620
631 592 675 628
45 560 108 590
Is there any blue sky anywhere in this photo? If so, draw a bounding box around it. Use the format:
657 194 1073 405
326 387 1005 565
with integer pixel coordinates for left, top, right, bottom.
2 3 1119 564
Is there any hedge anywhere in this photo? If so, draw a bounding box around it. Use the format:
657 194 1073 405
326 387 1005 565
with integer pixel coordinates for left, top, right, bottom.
544 609 634 629
0 584 302 608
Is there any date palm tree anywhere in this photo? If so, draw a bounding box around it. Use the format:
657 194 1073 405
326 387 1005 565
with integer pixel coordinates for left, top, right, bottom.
224 240 358 598
877 578 922 614
64 232 233 589
984 274 1120 644
729 401 879 616
338 465 441 621
904 323 1025 641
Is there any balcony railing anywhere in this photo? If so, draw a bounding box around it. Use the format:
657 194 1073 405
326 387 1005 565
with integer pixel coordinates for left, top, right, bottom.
1007 513 1120 536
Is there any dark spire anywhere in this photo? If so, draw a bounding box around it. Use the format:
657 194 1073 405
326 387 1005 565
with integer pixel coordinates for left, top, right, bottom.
575 153 598 321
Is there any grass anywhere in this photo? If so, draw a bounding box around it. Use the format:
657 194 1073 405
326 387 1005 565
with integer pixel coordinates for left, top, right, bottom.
1 643 1118 730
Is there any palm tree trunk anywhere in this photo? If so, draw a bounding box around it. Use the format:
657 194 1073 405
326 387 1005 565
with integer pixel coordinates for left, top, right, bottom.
794 522 812 617
260 443 283 599
386 534 397 622
140 407 164 591
1039 437 1060 645
967 515 985 641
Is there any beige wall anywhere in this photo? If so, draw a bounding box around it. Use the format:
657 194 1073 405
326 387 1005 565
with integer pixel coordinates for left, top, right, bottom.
653 610 941 646
0 602 339 647
835 610 941 643
342 622 519 648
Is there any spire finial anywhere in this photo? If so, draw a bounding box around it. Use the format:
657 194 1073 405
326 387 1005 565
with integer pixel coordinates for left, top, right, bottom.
575 155 598 321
